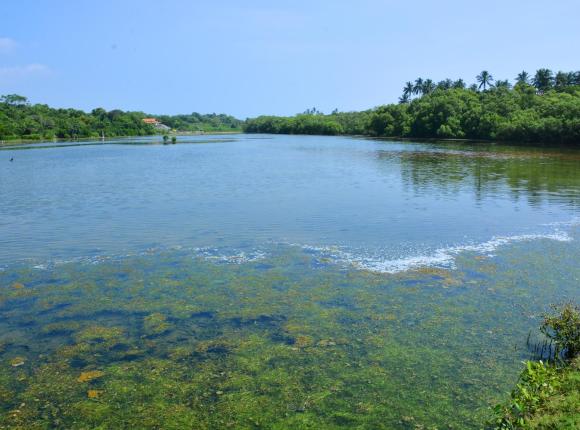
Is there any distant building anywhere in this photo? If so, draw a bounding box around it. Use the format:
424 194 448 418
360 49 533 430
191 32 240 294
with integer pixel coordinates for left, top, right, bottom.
142 118 171 131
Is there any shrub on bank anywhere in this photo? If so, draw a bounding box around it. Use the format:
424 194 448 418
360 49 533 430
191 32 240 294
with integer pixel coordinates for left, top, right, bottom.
491 303 580 429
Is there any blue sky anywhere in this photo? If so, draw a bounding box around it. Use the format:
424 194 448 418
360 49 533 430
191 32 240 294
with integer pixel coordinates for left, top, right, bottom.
1 0 578 118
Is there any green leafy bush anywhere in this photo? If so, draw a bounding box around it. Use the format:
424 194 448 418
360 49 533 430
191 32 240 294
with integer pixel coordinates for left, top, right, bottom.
492 360 560 429
541 303 580 360
492 303 580 429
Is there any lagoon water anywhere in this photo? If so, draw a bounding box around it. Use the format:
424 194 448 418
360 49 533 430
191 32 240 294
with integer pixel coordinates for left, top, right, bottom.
0 135 579 428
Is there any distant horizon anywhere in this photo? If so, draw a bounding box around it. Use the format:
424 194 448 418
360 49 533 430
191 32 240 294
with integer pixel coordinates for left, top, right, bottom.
2 0 579 118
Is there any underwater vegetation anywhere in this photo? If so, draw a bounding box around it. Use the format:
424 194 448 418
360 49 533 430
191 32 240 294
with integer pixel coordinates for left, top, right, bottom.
0 237 579 429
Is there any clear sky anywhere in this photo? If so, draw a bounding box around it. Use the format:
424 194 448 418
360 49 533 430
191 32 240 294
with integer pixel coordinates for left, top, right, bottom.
1 0 578 118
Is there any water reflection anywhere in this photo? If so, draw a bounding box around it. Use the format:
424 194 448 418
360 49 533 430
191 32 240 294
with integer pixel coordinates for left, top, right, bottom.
387 145 580 207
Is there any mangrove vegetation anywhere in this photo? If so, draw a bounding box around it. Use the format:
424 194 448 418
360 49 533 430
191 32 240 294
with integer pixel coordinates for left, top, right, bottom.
244 68 580 145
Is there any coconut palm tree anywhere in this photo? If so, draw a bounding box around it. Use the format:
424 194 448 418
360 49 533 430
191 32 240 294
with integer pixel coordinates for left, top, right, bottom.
437 79 453 90
398 94 410 104
476 70 494 91
554 71 571 88
402 81 414 99
413 78 424 96
421 79 436 95
532 69 554 93
452 79 466 89
494 79 511 89
515 71 530 85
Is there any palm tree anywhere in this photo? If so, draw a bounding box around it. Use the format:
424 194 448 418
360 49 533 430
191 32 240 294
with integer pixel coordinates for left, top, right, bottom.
437 79 453 90
398 94 410 104
422 79 436 95
413 78 424 96
476 70 494 91
515 71 530 85
494 79 511 89
402 81 414 99
532 69 554 93
452 79 466 89
554 71 571 88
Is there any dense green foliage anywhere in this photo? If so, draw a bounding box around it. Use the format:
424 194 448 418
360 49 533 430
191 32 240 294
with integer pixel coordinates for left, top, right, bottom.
0 95 242 141
0 96 154 140
243 110 371 136
245 69 580 145
155 113 243 132
492 359 580 429
493 303 580 429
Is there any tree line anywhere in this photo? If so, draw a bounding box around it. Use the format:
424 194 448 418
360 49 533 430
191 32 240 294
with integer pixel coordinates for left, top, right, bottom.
3 67 579 144
0 95 242 141
244 68 580 145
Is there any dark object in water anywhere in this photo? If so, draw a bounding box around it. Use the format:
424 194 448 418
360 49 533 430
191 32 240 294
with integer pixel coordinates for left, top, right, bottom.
9 157 13 162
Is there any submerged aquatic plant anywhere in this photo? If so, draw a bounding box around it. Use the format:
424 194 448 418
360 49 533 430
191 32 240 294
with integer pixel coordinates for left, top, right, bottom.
0 242 578 429
87 389 103 399
78 370 105 383
9 357 25 367
143 313 172 336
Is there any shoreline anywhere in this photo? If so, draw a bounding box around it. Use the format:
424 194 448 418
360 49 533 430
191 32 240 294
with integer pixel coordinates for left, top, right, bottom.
245 132 580 148
0 130 243 147
2 131 578 149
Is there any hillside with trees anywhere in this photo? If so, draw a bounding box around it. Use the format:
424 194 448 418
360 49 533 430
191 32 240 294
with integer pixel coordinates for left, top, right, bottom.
244 68 580 145
0 95 242 141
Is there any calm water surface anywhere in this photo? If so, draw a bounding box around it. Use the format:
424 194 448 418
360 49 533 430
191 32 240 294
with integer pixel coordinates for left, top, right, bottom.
0 135 579 428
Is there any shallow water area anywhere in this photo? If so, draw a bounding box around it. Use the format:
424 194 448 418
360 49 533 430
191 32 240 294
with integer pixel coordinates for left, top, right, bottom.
1 135 579 428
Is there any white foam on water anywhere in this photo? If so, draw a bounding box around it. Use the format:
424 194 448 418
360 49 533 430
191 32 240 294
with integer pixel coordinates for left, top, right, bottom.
295 230 573 274
3 221 576 274
92 246 267 266
16 245 269 271
542 217 580 228
193 248 267 264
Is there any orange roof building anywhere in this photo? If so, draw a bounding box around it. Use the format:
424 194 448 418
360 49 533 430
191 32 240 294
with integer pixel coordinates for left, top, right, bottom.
142 118 159 124
143 117 171 131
